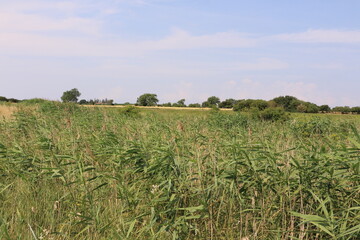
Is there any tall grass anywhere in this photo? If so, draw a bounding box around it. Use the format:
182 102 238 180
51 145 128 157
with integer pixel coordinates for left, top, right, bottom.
0 102 359 239
0 103 17 120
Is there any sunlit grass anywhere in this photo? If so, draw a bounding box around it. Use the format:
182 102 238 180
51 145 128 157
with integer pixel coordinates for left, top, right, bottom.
0 104 17 120
0 102 359 239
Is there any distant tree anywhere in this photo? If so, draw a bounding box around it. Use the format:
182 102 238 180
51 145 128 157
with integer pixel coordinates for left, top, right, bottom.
207 96 220 106
202 96 220 108
136 93 159 106
272 96 301 112
61 88 81 103
176 99 186 107
188 103 201 108
233 99 268 111
233 99 250 111
351 106 360 114
202 101 210 108
79 99 88 105
319 105 331 113
7 98 20 103
252 100 269 111
333 106 351 114
304 102 319 113
99 98 114 105
219 98 237 108
0 96 8 102
162 102 172 107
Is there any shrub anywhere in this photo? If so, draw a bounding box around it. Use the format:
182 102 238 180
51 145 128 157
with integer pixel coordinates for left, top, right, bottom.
257 107 290 121
120 106 140 116
188 103 201 108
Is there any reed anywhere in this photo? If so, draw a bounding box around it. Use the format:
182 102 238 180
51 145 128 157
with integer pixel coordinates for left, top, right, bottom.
0 101 359 239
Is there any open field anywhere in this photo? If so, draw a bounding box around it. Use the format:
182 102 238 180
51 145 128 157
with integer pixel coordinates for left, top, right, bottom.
0 102 359 239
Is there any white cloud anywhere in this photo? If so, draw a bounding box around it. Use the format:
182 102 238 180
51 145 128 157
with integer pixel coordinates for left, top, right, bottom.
142 28 257 50
0 29 258 57
229 58 289 71
274 29 360 43
0 12 101 35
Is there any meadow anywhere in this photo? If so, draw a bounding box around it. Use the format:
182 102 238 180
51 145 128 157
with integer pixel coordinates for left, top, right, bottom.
0 102 359 239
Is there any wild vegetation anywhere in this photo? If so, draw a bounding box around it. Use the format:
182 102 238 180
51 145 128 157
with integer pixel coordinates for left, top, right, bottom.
2 91 360 115
0 101 359 239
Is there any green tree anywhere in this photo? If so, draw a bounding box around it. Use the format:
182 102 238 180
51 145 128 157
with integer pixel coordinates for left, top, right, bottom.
272 95 300 112
207 96 220 106
79 99 88 105
188 103 201 108
162 102 172 107
351 106 360 114
176 99 186 107
304 102 319 113
319 105 331 113
233 99 269 111
333 106 351 114
61 88 81 103
219 98 237 108
136 93 159 106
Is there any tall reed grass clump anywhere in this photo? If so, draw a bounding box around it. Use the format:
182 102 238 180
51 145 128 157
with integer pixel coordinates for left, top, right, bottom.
0 102 359 239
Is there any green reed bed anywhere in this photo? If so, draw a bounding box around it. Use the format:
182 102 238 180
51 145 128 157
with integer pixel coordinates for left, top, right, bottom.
0 102 359 239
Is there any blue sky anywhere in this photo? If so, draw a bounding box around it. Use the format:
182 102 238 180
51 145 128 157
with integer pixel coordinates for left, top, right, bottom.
1 0 360 106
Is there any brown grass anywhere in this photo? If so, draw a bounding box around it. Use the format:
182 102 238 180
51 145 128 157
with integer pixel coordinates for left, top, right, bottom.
0 105 17 120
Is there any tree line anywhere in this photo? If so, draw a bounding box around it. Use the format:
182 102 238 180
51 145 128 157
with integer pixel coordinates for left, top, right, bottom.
1 88 359 114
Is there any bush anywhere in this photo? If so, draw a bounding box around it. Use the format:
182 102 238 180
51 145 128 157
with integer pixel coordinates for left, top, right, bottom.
20 98 50 105
120 106 140 116
188 103 201 108
257 107 290 121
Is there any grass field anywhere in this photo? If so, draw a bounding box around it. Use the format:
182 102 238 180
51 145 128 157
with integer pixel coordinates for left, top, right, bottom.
0 101 359 239
0 104 17 120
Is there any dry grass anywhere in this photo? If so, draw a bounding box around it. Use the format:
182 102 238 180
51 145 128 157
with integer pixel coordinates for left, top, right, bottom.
0 104 17 120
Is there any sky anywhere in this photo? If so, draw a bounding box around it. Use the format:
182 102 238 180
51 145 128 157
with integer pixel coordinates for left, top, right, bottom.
1 0 360 106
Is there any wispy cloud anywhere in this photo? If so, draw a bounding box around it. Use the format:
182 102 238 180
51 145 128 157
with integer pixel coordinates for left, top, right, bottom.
273 29 360 43
228 58 289 71
0 12 101 35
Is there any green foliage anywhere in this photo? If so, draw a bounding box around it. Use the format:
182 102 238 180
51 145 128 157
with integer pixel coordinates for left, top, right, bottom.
188 103 201 108
173 99 186 107
0 106 359 239
119 105 140 116
136 93 159 106
319 105 331 113
0 96 20 103
79 99 88 105
202 96 220 108
20 98 50 105
333 106 352 114
162 102 172 107
219 98 237 108
256 107 290 121
61 88 81 103
233 99 269 111
351 106 360 114
272 95 301 112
